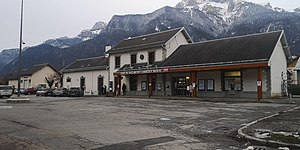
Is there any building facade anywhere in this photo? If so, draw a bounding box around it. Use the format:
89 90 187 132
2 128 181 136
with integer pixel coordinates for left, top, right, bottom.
61 56 109 96
8 64 61 89
63 27 292 99
111 30 291 98
107 27 193 95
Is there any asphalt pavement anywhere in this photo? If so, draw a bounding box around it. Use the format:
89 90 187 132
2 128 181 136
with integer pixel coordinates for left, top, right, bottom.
0 95 299 150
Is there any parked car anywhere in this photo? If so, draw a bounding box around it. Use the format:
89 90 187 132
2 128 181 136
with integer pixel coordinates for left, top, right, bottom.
14 88 25 94
53 88 68 97
288 84 300 98
69 87 84 97
0 85 13 98
24 88 37 95
36 88 46 96
44 89 54 96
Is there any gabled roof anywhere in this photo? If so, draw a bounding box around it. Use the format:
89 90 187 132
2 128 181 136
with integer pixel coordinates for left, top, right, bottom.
6 64 59 80
161 31 286 68
107 27 192 54
62 56 109 73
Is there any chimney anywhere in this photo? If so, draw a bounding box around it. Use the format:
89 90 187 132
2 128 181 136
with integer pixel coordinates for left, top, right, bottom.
105 45 112 52
105 45 111 58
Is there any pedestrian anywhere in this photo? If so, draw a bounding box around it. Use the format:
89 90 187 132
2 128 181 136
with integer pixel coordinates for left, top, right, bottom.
122 83 127 95
100 86 104 95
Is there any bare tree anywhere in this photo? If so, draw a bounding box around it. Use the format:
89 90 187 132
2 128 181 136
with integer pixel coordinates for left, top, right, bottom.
45 74 61 88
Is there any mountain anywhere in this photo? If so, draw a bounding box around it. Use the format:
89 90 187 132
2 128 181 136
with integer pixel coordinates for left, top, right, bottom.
2 0 300 75
0 21 107 74
0 49 19 71
43 21 107 48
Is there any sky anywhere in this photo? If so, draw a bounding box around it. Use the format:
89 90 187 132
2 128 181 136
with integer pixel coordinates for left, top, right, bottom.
0 0 299 52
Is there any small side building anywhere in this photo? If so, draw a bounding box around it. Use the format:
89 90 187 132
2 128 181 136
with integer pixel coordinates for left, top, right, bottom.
61 56 109 96
7 64 61 89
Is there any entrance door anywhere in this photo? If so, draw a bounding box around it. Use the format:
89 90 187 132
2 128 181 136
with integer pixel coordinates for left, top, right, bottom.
24 80 28 89
98 77 104 95
172 77 190 96
80 77 85 91
114 77 118 95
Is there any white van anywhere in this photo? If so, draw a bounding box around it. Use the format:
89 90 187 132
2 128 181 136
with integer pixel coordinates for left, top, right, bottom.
0 85 13 98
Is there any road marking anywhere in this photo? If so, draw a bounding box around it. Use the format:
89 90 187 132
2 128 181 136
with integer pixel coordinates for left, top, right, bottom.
0 106 13 109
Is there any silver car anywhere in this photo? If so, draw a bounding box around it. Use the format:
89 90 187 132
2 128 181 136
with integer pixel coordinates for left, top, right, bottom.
36 88 46 96
0 85 13 98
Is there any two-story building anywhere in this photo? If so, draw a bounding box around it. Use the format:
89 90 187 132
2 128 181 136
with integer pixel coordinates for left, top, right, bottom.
106 27 193 96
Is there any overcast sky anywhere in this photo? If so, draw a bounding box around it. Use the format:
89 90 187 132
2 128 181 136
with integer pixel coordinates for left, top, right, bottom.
0 0 299 52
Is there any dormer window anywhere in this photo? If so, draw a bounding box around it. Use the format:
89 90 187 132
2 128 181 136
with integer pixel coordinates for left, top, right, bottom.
148 51 155 65
131 54 137 65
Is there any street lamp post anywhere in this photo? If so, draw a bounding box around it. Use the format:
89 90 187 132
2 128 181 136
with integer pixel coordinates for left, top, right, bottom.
17 0 24 97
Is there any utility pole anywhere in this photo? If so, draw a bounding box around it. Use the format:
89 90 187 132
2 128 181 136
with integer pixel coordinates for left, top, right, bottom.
17 0 24 97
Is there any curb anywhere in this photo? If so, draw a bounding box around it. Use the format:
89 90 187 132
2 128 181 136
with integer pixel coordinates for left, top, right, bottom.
238 106 300 148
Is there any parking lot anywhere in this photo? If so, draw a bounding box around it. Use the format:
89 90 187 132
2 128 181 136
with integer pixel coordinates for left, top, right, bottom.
0 96 297 150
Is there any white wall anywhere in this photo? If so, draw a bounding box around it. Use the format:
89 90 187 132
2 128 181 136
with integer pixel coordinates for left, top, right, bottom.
269 40 287 97
165 31 190 57
63 69 109 96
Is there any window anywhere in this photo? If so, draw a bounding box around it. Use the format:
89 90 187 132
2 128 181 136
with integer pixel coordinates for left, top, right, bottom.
28 79 32 87
141 81 147 91
207 79 214 91
129 75 138 91
223 71 242 91
66 77 71 82
199 79 215 91
148 51 155 65
157 83 162 91
115 56 121 68
131 54 137 65
198 79 205 91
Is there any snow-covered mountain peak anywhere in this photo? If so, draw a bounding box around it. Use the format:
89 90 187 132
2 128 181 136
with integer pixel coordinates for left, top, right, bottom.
176 0 248 25
176 0 285 25
77 21 107 41
91 21 107 31
44 21 107 48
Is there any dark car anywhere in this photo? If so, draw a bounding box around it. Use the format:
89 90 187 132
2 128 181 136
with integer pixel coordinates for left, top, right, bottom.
44 89 54 96
53 88 68 97
24 88 37 95
69 87 84 97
